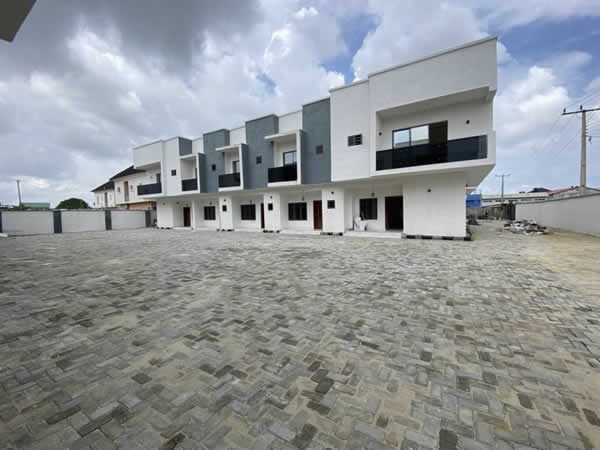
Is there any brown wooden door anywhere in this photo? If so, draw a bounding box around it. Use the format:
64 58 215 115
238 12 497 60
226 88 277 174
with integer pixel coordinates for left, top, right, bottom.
313 200 322 230
183 207 191 227
260 203 265 229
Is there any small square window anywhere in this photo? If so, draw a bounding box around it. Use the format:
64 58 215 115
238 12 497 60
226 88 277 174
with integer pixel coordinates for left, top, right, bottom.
256 155 262 164
268 203 273 211
211 164 216 171
316 145 323 154
222 204 227 212
327 200 335 209
171 169 176 176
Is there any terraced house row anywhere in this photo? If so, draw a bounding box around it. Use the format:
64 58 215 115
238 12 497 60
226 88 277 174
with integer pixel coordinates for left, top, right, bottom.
131 37 497 238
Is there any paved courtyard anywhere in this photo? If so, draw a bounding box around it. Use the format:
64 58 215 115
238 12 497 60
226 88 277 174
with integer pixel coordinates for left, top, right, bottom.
1 222 599 450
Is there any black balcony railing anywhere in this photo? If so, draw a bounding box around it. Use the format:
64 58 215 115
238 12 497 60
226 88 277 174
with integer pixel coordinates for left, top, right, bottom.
181 178 198 191
137 182 162 195
375 135 487 171
268 163 298 183
218 172 241 188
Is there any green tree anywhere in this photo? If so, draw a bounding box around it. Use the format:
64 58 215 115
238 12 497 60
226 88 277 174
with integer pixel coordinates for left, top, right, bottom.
56 198 89 209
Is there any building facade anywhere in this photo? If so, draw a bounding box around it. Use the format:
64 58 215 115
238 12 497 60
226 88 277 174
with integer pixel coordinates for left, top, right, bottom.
132 37 497 238
110 166 156 210
92 181 115 208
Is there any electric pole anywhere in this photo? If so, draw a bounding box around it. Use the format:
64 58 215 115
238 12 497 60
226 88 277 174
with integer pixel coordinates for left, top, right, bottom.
562 105 600 188
495 173 510 203
16 179 22 206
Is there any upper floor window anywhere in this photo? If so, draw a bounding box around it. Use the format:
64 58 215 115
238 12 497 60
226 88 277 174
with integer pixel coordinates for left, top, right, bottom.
315 145 324 154
347 134 362 146
256 155 262 164
393 122 447 149
283 151 296 166
171 169 176 176
232 160 240 173
156 173 161 183
211 164 216 172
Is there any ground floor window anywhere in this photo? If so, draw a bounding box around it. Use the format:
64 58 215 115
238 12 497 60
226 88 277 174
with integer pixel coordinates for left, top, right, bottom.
204 206 216 221
360 198 378 220
288 202 307 221
241 204 256 221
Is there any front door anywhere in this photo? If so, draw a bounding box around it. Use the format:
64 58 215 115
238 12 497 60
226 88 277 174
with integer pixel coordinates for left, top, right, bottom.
104 192 108 207
313 200 323 230
183 207 191 227
385 196 403 230
260 203 265 229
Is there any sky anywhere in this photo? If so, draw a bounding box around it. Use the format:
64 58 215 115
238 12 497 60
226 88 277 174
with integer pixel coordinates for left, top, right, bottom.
1 0 600 207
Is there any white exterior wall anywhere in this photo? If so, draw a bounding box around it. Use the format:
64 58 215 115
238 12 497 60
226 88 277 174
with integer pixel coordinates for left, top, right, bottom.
94 190 115 208
164 138 181 196
263 192 282 231
219 195 234 229
345 185 404 232
156 199 183 228
113 172 149 205
233 195 263 230
193 198 220 229
278 111 302 132
111 211 147 230
1 211 54 235
193 138 204 154
280 190 321 231
61 210 105 233
330 81 371 181
229 127 246 145
516 195 600 236
133 141 162 168
403 172 466 237
322 187 345 233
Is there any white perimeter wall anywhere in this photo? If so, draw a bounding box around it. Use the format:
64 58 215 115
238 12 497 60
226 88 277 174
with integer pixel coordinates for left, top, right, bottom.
62 210 105 233
403 172 466 237
516 195 600 236
111 211 147 230
2 211 54 235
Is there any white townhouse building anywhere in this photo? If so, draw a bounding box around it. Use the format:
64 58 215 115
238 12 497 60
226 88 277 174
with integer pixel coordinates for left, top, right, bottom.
110 166 156 210
92 181 116 208
131 37 497 238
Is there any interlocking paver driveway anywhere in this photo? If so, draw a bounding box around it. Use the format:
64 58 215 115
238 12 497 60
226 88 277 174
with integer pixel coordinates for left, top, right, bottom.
1 223 599 449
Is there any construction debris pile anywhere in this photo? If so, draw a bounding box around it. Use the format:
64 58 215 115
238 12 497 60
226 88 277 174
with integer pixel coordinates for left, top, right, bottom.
504 220 550 235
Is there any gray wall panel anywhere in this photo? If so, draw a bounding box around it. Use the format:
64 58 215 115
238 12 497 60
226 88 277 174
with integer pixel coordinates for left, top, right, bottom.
197 153 207 193
202 130 230 193
244 115 279 190
301 98 331 184
179 137 192 156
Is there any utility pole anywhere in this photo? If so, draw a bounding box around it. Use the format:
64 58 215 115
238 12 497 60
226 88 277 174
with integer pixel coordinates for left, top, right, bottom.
16 179 22 206
562 105 600 188
495 173 510 203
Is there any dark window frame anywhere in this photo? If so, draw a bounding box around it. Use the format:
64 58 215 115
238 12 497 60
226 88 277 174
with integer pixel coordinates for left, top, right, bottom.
211 164 216 172
232 160 240 174
204 206 216 221
327 200 335 209
240 204 256 221
392 121 447 149
288 202 307 221
315 144 324 154
256 155 262 164
171 169 177 176
267 203 273 211
359 198 378 220
222 204 227 212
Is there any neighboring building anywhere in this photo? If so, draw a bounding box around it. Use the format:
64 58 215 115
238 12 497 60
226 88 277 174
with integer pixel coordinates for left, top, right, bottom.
481 192 549 206
92 181 115 208
21 202 50 209
132 37 497 238
548 186 600 200
110 166 156 210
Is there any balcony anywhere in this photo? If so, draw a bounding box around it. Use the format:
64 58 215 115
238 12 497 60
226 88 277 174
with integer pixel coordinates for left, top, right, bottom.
376 135 487 171
181 178 198 191
268 164 298 183
218 172 241 188
137 183 162 195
